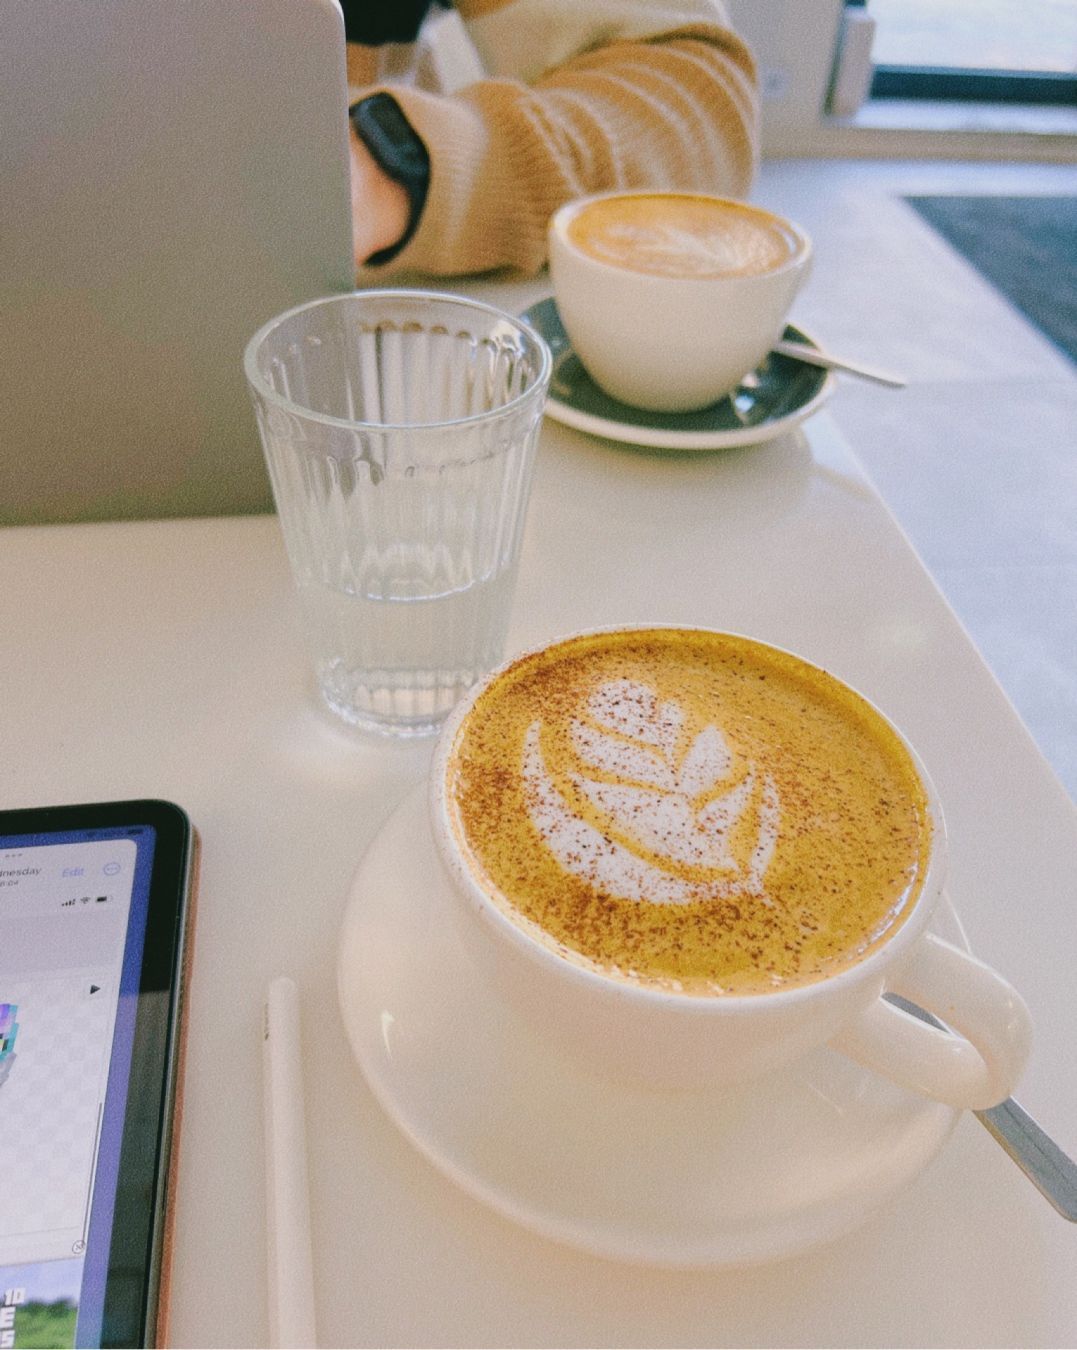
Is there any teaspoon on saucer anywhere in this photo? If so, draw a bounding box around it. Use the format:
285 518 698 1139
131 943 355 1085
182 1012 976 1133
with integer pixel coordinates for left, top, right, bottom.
773 339 907 389
886 994 1077 1221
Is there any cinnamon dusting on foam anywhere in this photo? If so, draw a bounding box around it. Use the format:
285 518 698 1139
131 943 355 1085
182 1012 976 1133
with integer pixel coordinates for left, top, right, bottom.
445 630 931 996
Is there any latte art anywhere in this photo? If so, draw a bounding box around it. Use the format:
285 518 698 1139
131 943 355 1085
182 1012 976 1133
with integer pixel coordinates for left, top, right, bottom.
444 630 931 995
522 680 780 905
565 195 802 279
549 191 812 411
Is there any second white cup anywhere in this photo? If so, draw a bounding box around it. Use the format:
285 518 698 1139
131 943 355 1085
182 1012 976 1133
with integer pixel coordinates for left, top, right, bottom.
548 191 812 413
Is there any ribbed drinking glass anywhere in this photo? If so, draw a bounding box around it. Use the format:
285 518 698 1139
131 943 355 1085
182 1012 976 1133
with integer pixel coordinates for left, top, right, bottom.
244 290 551 737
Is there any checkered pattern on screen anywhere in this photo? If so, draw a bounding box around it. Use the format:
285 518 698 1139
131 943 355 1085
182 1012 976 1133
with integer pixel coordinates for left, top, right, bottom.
0 976 110 1261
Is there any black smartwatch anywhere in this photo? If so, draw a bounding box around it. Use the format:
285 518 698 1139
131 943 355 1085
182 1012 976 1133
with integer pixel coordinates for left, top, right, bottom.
349 92 431 264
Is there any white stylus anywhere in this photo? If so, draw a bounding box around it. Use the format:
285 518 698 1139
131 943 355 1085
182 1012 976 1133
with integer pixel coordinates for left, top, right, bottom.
263 976 317 1349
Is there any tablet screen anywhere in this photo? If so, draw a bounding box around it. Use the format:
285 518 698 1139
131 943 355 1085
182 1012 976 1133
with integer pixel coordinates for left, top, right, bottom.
0 806 189 1349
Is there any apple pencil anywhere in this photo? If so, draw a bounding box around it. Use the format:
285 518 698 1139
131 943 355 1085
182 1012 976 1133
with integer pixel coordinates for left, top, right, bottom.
263 976 317 1348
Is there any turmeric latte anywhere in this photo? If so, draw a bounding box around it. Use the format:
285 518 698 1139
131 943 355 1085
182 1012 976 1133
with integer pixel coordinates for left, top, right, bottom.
443 629 932 996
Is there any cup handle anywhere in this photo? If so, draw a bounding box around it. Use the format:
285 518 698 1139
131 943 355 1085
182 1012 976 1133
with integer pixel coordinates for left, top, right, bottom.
830 933 1032 1110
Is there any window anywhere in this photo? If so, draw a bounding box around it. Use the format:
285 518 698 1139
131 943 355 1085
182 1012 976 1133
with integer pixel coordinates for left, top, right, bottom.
854 0 1077 105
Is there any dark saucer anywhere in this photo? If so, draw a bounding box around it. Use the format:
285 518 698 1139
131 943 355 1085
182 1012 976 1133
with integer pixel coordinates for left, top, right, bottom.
523 297 833 451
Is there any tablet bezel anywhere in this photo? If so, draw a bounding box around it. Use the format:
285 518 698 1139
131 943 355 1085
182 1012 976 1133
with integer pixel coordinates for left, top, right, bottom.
0 799 195 1349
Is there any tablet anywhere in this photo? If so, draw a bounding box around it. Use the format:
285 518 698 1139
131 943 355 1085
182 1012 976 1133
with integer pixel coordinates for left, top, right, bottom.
0 800 196 1349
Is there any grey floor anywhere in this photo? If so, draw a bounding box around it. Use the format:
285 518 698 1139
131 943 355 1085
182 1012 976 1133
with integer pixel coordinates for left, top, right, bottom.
756 158 1076 804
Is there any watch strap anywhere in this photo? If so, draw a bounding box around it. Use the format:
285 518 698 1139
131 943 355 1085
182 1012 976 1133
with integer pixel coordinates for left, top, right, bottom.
349 92 431 264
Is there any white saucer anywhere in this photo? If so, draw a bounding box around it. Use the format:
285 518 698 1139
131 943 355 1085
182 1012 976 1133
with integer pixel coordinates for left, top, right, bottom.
522 297 835 452
337 786 962 1268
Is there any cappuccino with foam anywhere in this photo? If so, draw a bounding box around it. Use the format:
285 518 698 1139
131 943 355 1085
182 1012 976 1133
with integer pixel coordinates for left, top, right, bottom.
443 629 931 996
566 194 802 280
548 191 812 411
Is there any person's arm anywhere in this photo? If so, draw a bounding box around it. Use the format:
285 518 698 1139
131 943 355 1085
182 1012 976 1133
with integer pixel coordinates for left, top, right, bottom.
353 0 758 277
349 123 412 270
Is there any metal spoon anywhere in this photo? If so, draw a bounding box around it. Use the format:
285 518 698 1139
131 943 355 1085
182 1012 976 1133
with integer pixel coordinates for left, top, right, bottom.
885 993 1077 1221
773 339 908 389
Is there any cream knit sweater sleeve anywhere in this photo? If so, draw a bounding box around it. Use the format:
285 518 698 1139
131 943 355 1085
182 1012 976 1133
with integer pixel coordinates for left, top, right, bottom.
352 0 759 277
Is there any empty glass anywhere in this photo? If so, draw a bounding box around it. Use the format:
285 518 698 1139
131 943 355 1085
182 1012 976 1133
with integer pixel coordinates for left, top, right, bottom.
245 290 551 737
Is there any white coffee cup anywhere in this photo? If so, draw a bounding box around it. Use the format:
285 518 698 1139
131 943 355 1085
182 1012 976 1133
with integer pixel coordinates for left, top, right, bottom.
430 625 1031 1107
548 191 812 413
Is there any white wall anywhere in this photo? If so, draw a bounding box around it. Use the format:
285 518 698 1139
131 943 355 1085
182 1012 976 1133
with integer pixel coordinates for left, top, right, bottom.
725 0 1077 163
724 0 844 155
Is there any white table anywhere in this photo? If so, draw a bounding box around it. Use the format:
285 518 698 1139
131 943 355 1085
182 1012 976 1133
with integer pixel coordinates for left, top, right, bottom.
3 346 1076 1343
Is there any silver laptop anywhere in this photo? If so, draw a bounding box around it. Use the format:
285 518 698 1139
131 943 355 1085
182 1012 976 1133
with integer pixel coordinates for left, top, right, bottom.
0 0 354 524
